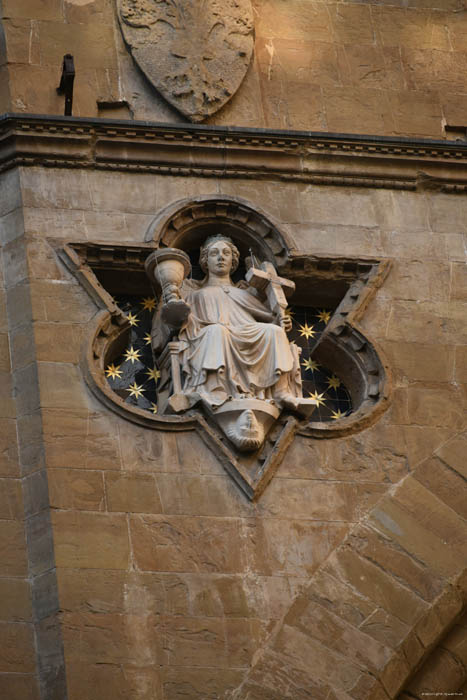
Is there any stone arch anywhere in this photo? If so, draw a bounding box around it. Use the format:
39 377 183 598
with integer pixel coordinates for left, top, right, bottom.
144 194 293 268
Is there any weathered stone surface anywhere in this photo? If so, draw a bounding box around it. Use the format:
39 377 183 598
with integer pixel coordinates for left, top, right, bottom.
0 673 39 700
0 477 23 519
130 514 245 574
106 472 162 513
0 578 32 622
0 520 28 576
414 456 467 519
117 0 254 122
52 511 130 569
0 622 36 673
48 468 105 511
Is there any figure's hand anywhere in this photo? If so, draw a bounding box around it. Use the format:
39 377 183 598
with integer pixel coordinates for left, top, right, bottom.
280 315 292 333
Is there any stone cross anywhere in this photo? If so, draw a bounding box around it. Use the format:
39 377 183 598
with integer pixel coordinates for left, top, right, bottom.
245 261 295 323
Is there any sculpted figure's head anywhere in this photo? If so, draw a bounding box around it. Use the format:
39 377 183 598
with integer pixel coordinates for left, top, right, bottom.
226 409 264 451
199 235 240 275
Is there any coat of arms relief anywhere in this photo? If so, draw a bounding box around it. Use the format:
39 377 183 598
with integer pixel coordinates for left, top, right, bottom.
117 0 255 121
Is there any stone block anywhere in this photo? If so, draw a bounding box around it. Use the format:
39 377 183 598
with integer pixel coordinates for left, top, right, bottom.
386 300 467 346
451 262 467 301
299 187 379 229
254 0 332 44
406 383 464 429
52 511 130 569
359 608 410 651
34 323 83 364
333 83 393 133
9 326 36 370
3 18 40 64
30 279 93 324
25 235 65 281
0 477 23 519
130 514 245 574
36 20 116 70
105 472 161 513
65 662 129 700
248 518 348 577
383 260 451 303
2 237 28 289
406 646 466 696
57 569 126 614
401 425 454 470
0 674 39 700
279 427 408 484
0 169 21 218
0 622 36 673
402 47 467 94
62 611 160 666
9 64 64 115
383 341 455 383
308 569 376 630
0 519 28 576
372 6 447 50
369 491 465 579
436 433 467 478
117 421 167 472
329 3 374 45
258 478 386 522
26 510 55 576
48 468 105 511
162 666 243 700
38 362 88 411
348 524 445 602
414 456 467 519
64 0 115 25
2 0 63 20
42 409 122 471
342 45 405 91
324 546 428 625
5 281 32 330
20 168 93 211
0 418 20 477
274 624 362 693
379 652 410 697
388 90 442 137
23 206 87 240
155 473 251 517
287 599 392 673
0 372 14 419
0 578 32 622
12 363 40 417
373 190 430 233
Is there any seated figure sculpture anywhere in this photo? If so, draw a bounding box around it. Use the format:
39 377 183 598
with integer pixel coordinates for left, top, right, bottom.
147 235 314 451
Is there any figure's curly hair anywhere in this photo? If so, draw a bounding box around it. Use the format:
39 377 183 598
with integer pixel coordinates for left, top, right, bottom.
199 234 240 274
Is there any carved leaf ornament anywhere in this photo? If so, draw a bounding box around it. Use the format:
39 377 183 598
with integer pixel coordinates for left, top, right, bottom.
117 0 254 121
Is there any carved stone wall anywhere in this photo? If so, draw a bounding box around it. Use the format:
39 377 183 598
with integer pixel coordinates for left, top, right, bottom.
1 1 467 137
0 119 466 699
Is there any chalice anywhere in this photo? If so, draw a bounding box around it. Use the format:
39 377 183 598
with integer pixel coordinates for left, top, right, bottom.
145 248 191 326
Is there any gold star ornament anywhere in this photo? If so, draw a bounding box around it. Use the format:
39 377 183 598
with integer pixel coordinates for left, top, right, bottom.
298 323 316 340
327 375 341 390
105 363 122 380
309 390 326 406
331 409 346 420
146 367 161 383
126 312 140 326
317 310 331 324
127 382 145 398
123 346 141 364
141 297 156 311
302 357 319 373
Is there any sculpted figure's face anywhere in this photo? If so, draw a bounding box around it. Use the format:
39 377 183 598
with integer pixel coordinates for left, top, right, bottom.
207 241 233 276
227 409 264 451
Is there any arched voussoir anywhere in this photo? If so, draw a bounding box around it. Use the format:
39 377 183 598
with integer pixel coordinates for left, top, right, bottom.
225 432 467 700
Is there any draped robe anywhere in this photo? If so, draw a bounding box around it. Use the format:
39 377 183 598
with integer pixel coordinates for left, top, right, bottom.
179 282 301 405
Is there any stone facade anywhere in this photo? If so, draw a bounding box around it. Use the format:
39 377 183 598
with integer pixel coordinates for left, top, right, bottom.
0 2 467 700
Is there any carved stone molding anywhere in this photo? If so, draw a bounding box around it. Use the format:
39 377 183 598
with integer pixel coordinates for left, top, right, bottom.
117 0 254 122
1 114 467 191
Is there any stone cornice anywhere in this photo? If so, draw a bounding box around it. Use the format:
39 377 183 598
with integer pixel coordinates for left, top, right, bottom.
1 113 467 191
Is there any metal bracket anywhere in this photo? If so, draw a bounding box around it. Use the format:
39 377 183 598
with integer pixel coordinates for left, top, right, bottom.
56 54 75 117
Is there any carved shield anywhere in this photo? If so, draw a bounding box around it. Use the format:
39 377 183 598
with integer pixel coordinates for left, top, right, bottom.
117 0 254 122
